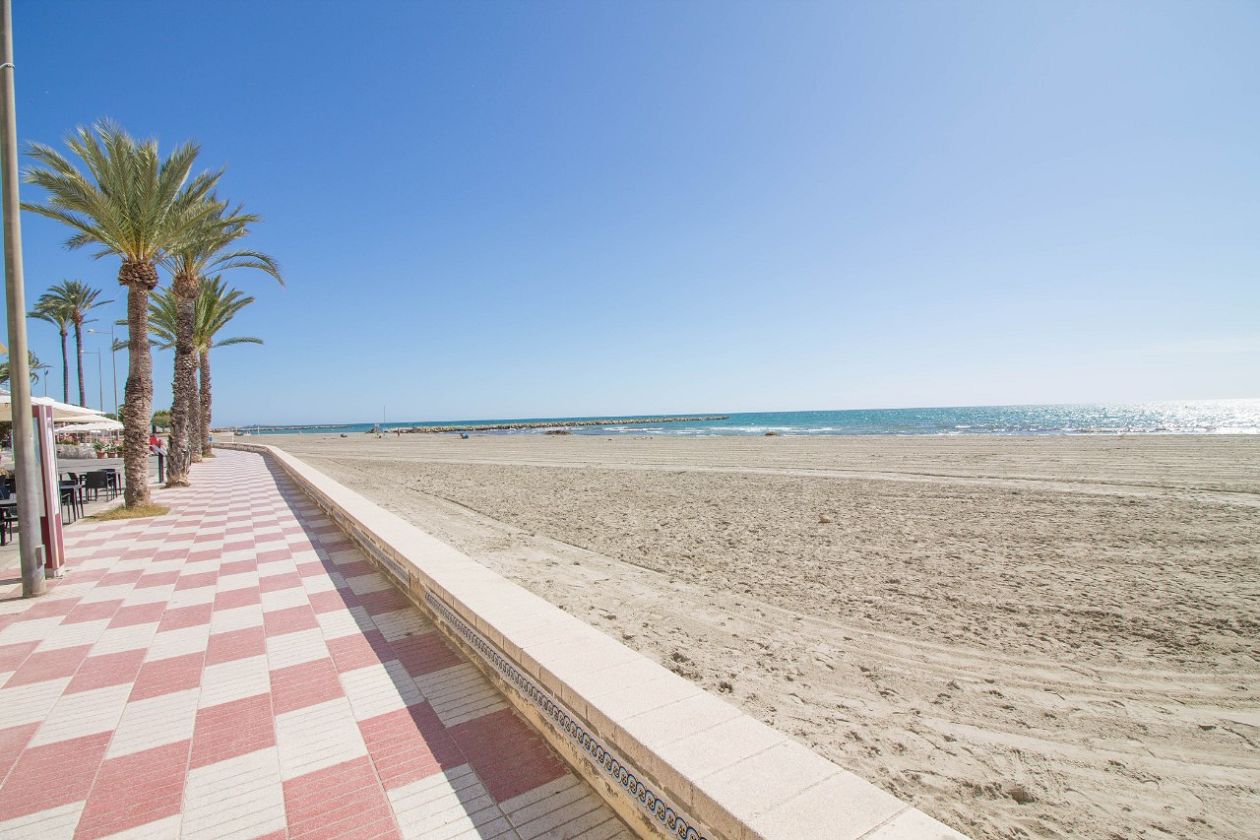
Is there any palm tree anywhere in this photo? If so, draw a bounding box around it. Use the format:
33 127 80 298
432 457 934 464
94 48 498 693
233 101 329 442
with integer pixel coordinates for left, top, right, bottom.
29 296 72 402
160 203 280 485
23 121 222 507
34 280 112 407
196 278 263 458
147 279 262 458
0 351 50 387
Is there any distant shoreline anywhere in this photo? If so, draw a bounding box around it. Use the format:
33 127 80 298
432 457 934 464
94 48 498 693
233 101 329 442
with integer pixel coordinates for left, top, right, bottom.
391 416 731 434
234 415 730 435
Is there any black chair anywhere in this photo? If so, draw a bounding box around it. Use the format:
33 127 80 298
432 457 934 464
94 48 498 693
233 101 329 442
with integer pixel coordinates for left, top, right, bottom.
85 471 115 501
59 481 82 522
0 504 14 545
103 468 120 497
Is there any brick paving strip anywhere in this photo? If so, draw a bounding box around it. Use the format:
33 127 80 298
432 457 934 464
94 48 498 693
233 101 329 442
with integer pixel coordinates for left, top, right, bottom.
0 449 632 840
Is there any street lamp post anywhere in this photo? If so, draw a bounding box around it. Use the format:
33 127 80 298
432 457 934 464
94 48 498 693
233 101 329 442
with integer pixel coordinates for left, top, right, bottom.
0 0 45 597
86 325 118 414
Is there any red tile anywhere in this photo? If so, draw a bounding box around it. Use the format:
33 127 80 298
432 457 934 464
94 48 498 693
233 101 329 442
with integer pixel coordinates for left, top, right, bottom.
130 652 204 701
391 632 463 678
3 644 92 688
206 626 266 665
107 601 166 628
74 740 190 839
135 570 181 588
66 649 147 694
22 597 81 619
219 559 256 576
257 548 293 563
326 631 396 673
175 570 219 590
0 731 110 820
295 561 329 578
449 708 567 803
214 587 261 610
190 693 275 768
158 603 213 632
222 539 255 553
62 599 124 624
263 605 318 636
186 548 221 563
0 640 38 673
194 531 226 543
0 722 39 785
360 703 463 790
308 589 358 614
336 561 375 579
270 659 343 714
98 569 144 587
259 572 303 593
356 588 410 617
283 756 399 840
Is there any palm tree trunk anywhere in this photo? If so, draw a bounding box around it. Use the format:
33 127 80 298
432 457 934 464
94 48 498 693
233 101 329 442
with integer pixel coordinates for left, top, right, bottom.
59 328 69 404
121 261 157 507
165 273 198 486
199 351 213 457
189 349 203 464
73 318 85 406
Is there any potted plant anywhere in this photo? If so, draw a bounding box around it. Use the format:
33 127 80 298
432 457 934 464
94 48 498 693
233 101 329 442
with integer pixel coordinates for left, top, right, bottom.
93 440 106 459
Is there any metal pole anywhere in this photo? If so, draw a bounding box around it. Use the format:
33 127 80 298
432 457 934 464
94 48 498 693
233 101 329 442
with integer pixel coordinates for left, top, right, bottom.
0 0 46 597
110 323 117 414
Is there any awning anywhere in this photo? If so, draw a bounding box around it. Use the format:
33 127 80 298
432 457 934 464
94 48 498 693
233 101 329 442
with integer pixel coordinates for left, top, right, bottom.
0 392 107 423
57 418 124 434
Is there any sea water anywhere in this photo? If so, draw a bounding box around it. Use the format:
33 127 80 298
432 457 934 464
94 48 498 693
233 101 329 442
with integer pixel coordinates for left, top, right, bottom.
247 399 1260 437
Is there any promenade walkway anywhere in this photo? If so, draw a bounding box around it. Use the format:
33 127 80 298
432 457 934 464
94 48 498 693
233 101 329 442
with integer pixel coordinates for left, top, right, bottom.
0 449 630 840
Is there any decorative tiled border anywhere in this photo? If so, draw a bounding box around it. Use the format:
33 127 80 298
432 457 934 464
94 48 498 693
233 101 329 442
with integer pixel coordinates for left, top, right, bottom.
424 591 709 840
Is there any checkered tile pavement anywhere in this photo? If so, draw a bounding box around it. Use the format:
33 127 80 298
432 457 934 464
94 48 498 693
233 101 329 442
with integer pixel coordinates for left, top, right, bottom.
0 449 631 840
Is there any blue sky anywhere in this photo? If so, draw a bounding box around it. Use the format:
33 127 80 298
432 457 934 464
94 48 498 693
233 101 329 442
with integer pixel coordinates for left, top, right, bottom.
10 1 1259 425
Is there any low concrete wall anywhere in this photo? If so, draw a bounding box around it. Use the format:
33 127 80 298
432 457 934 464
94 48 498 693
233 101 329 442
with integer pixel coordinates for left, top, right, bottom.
219 442 969 840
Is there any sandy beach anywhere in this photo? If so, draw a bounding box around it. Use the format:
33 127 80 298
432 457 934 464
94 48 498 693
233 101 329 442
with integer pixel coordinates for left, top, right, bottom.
264 433 1260 840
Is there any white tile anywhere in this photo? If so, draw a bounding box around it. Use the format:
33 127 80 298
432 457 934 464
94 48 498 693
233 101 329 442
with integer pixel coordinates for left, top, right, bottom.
265 628 327 669
316 606 374 640
509 782 605 840
91 622 158 655
0 800 85 839
340 660 422 720
0 616 65 645
257 560 296 578
181 747 286 839
388 765 514 840
35 618 112 651
209 604 264 634
259 587 308 613
30 683 131 746
199 655 271 708
144 624 211 662
274 697 367 780
300 574 336 595
415 664 508 728
0 678 72 728
107 688 199 758
216 572 258 592
371 608 430 642
344 573 390 596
